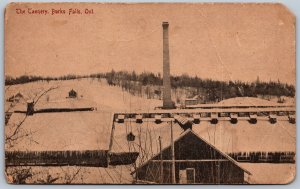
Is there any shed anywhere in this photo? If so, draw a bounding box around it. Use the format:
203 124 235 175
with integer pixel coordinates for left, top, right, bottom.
132 129 251 184
15 92 24 99
185 95 200 106
68 89 77 98
7 92 24 103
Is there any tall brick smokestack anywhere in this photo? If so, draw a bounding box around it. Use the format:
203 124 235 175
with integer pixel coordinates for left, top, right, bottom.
162 22 175 109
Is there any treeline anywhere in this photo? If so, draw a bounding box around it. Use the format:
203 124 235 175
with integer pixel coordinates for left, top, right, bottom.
5 74 91 85
105 70 162 86
103 70 295 100
5 70 295 101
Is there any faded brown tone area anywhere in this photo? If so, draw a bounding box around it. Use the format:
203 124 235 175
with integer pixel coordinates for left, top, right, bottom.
4 3 296 185
5 3 295 84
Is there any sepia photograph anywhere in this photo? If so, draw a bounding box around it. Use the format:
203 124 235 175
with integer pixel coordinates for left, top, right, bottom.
4 3 296 184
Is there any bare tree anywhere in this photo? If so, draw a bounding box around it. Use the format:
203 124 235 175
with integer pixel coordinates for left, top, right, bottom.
5 167 33 184
5 83 92 184
5 85 58 184
35 174 59 184
59 167 85 184
5 86 58 148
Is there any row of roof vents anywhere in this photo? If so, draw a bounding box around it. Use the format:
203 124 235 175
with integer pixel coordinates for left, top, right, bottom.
116 113 296 125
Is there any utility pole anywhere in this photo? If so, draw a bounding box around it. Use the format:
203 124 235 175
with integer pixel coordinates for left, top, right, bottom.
170 120 176 184
159 136 163 184
107 115 116 167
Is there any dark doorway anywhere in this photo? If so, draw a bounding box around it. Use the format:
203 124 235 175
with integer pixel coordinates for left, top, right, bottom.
186 168 195 184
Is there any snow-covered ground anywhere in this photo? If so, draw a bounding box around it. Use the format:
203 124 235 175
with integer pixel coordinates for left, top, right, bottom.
5 79 162 183
241 163 296 184
5 78 162 152
5 78 161 112
4 78 296 184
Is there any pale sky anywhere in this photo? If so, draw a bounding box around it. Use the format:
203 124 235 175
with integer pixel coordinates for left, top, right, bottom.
5 3 296 84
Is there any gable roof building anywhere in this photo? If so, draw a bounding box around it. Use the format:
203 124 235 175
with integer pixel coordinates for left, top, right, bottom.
110 109 295 183
132 129 251 184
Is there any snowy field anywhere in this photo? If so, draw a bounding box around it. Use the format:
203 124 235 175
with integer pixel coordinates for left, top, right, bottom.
5 78 296 184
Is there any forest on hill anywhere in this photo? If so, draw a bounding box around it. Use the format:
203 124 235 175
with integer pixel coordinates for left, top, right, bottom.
5 70 295 103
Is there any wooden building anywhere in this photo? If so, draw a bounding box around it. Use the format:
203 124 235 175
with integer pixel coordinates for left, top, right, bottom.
68 89 77 98
185 95 201 106
7 92 24 103
132 129 250 184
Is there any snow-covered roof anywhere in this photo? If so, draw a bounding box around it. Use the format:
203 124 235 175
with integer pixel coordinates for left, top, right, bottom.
185 95 199 100
111 118 295 167
192 120 295 153
6 111 113 151
218 97 284 106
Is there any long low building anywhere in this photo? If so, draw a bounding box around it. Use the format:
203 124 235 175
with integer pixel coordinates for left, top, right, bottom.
111 115 296 161
110 105 295 184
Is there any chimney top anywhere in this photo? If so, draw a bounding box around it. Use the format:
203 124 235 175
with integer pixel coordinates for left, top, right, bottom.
162 22 169 28
27 99 34 104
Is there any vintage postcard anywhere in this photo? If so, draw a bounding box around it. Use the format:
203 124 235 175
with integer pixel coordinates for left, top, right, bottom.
4 3 295 184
